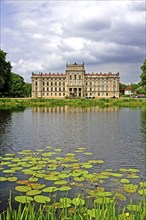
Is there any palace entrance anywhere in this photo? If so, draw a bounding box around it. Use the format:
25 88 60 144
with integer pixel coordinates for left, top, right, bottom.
69 88 82 98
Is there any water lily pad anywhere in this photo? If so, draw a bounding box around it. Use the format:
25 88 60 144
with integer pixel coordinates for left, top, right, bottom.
96 191 113 197
11 167 23 171
127 174 139 179
42 152 56 157
138 188 146 195
34 195 51 204
3 169 15 173
84 152 93 155
32 183 46 190
76 147 85 151
7 177 18 182
2 157 13 161
16 180 29 185
55 148 62 152
5 153 14 157
128 168 140 173
58 173 70 179
87 209 98 218
1 162 11 165
46 146 53 149
87 188 105 196
15 186 31 192
83 173 95 179
11 158 20 163
71 170 83 177
65 153 75 157
30 166 44 171
72 197 85 206
96 160 104 164
35 174 45 179
55 157 64 161
82 164 92 169
74 176 85 182
120 178 130 183
15 196 33 203
59 186 71 191
42 186 57 193
26 189 42 196
140 182 146 187
118 168 128 172
44 174 59 181
59 197 72 207
94 197 114 204
22 169 35 175
54 180 68 185
111 173 123 177
7 163 18 167
0 177 7 181
123 184 138 193
115 193 126 201
28 177 38 182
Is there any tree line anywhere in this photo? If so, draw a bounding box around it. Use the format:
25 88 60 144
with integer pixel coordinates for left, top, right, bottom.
119 59 146 96
0 50 31 97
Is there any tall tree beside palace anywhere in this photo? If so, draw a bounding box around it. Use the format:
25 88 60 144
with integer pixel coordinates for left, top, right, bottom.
140 59 146 94
0 50 12 96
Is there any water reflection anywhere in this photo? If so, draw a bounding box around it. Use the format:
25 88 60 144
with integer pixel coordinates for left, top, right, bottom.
140 108 146 180
32 106 119 113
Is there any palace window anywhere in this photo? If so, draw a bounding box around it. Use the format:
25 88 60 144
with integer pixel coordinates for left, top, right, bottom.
74 75 76 80
79 75 81 80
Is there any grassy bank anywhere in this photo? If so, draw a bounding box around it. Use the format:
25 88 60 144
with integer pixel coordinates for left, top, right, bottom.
0 195 145 220
0 98 146 109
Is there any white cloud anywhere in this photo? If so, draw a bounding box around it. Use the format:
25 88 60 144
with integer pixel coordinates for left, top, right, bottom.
1 0 145 83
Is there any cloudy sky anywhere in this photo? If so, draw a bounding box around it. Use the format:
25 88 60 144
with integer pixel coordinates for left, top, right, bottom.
1 0 145 83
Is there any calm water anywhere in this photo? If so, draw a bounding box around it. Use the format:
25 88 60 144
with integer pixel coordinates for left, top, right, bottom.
0 106 146 210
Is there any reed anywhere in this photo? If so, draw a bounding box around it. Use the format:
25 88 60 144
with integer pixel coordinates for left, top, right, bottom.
0 195 145 220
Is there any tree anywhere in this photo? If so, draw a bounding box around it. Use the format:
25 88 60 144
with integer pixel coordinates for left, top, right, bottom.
119 82 127 95
140 59 146 86
140 59 146 94
9 73 25 97
0 50 12 96
130 83 140 93
23 83 32 97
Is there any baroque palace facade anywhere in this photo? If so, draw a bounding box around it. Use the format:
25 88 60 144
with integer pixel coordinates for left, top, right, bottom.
31 63 120 98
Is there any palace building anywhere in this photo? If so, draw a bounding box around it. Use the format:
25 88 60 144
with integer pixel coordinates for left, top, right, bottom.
31 62 120 98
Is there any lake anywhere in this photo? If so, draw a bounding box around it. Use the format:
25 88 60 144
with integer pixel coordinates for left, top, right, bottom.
0 106 146 211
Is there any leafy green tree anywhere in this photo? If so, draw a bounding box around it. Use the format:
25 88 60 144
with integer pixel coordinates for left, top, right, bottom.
0 50 12 96
9 73 25 97
119 82 127 95
23 83 32 97
130 83 140 92
140 59 146 86
140 59 146 94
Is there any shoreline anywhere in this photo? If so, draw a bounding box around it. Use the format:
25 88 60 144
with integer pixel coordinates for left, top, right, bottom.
0 97 146 109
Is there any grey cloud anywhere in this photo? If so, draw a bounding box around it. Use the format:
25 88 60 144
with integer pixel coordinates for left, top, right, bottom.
129 2 145 11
